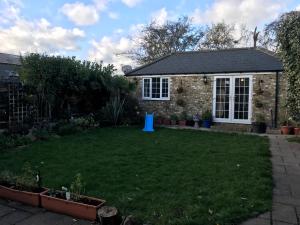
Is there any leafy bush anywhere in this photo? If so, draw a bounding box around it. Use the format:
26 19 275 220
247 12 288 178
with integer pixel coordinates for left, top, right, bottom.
0 163 40 192
15 163 39 191
72 114 97 129
102 94 125 127
122 95 142 125
32 128 51 140
56 123 82 136
0 133 31 150
0 170 16 186
202 110 212 121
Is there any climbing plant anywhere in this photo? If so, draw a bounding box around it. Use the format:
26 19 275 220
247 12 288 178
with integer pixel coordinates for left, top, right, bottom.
270 11 300 120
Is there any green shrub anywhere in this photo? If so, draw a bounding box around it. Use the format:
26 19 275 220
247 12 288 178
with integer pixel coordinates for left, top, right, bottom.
56 123 82 136
72 115 97 129
0 133 31 150
32 128 51 140
0 170 16 186
202 110 212 121
15 162 40 192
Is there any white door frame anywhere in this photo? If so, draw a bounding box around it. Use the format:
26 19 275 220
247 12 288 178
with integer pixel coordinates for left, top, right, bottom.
213 75 253 124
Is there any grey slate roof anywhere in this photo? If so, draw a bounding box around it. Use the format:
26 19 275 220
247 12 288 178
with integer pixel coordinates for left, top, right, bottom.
125 48 283 76
0 53 21 65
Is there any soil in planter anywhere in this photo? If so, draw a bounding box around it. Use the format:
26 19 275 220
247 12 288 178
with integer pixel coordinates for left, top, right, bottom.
0 182 45 193
45 191 102 206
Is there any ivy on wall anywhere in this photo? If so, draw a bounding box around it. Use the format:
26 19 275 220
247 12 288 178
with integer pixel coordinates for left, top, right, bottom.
275 11 300 120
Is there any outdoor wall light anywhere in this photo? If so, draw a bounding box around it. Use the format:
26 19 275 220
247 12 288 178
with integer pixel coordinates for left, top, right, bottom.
203 76 208 85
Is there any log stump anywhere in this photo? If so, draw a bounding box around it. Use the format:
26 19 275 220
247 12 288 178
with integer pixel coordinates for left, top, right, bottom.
98 206 121 225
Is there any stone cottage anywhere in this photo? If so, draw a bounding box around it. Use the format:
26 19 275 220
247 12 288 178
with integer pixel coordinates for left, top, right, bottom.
125 48 286 130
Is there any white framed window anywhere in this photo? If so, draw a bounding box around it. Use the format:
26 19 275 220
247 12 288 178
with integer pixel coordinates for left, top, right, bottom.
142 76 170 100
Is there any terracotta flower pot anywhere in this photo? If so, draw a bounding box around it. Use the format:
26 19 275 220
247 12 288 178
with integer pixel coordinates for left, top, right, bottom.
163 119 171 125
0 185 48 207
281 126 291 135
41 191 105 221
178 120 186 126
294 127 300 136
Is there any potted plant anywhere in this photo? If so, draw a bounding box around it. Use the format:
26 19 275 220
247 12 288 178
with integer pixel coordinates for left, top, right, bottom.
193 113 200 128
155 116 163 125
163 117 171 125
294 121 300 136
40 173 105 221
0 163 48 207
252 114 267 133
186 115 194 126
280 114 293 135
170 114 178 125
178 112 187 126
202 110 212 128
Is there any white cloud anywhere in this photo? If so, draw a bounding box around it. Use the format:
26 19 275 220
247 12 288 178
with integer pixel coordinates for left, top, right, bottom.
151 8 168 26
93 0 109 11
88 36 138 73
190 0 285 28
296 4 300 11
121 0 142 8
0 0 22 25
61 2 99 26
108 12 119 20
0 17 85 54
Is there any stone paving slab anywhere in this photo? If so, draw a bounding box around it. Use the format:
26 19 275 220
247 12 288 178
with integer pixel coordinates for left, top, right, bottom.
241 135 300 225
0 199 95 225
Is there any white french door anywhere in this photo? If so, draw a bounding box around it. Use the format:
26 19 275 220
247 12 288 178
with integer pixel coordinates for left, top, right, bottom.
213 75 252 124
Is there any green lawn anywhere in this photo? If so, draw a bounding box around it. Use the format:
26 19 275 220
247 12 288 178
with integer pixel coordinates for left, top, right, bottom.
0 127 272 225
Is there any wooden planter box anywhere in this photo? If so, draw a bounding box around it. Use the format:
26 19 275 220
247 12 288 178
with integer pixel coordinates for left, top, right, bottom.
41 191 105 221
0 185 47 207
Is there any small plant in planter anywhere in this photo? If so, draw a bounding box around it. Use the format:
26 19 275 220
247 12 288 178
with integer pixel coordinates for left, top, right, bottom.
252 114 267 133
186 115 194 126
280 113 293 135
40 173 105 221
202 110 212 128
0 162 47 207
170 114 178 125
178 112 187 126
294 121 300 136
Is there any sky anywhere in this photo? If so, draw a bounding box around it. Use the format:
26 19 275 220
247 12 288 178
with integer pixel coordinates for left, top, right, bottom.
0 0 300 73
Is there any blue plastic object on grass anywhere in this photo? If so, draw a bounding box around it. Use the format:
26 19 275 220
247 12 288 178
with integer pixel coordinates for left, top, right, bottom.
143 113 154 132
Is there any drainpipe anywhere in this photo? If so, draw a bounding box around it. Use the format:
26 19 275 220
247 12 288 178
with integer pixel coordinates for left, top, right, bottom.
274 71 279 128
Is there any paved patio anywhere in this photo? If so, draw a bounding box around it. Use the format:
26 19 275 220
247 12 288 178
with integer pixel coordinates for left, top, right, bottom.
241 135 300 225
0 199 94 225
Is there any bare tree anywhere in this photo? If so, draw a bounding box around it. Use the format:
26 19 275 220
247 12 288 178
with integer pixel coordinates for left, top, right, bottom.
128 17 203 64
199 22 238 50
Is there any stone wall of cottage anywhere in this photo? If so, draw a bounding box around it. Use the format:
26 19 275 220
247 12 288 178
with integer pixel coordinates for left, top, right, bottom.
129 73 287 127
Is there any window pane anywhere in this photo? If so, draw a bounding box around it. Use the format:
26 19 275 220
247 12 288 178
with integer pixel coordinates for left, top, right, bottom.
215 78 230 119
143 79 150 98
151 77 160 98
162 78 168 98
234 78 250 120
